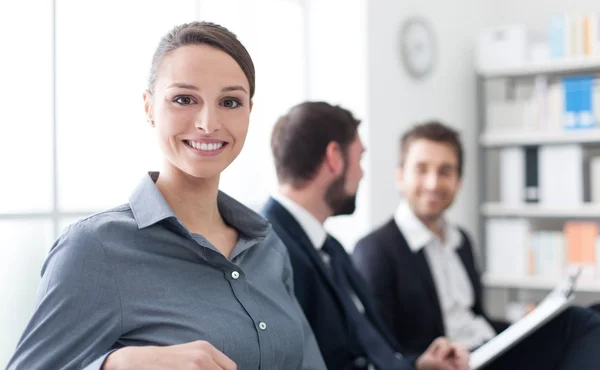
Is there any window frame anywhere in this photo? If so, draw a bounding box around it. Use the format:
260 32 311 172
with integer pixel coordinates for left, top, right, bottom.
0 0 310 240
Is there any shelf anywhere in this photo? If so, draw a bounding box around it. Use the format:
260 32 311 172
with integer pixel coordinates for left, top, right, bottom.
478 57 600 78
480 129 600 147
483 274 600 293
481 203 600 218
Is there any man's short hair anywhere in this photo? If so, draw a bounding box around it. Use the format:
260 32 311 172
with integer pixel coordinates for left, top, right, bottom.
271 101 360 187
399 120 464 178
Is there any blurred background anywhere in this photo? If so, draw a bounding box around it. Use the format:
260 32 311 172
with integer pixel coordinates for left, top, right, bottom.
2 0 600 367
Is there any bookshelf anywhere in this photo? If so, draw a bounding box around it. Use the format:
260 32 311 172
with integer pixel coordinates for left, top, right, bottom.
479 57 600 79
476 58 600 298
481 203 600 218
482 274 600 293
480 129 600 147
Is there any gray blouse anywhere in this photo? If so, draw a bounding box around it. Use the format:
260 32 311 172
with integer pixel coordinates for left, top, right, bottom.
7 172 326 370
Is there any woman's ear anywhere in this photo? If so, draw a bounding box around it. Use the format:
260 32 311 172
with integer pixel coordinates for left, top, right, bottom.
143 90 155 126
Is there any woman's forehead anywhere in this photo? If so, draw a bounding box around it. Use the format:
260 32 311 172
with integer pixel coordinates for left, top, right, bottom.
155 45 249 91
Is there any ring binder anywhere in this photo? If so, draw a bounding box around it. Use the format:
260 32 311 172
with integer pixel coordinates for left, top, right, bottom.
469 268 582 369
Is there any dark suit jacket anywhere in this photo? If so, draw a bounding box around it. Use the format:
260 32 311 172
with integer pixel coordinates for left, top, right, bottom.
352 219 509 355
261 198 416 370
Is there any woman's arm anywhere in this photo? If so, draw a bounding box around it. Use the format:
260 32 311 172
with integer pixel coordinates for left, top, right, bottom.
6 223 122 370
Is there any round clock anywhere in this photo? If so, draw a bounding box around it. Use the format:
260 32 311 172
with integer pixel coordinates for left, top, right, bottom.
399 17 437 79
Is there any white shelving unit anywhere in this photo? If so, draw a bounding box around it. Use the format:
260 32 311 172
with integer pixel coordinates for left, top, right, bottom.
481 203 600 218
482 274 600 293
476 58 600 296
480 129 600 147
478 57 600 79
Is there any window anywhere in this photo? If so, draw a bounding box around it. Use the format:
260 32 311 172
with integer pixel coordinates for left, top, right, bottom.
0 1 53 365
0 220 53 366
0 1 53 214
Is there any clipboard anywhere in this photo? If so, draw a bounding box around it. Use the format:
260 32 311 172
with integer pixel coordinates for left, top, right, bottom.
469 269 582 370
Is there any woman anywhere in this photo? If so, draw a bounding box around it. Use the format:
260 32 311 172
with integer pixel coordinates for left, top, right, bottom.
7 22 326 370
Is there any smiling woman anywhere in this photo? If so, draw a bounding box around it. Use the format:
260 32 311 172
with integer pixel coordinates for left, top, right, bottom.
6 22 326 370
143 40 253 187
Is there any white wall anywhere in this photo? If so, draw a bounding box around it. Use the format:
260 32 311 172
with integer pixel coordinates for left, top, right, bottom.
365 0 499 245
306 0 371 250
305 0 505 249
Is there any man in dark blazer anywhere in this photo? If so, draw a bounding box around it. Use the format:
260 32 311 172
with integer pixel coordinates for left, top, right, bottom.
353 121 600 370
262 102 469 370
354 202 508 355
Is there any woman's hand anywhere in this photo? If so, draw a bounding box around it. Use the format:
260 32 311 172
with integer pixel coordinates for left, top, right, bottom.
102 340 237 370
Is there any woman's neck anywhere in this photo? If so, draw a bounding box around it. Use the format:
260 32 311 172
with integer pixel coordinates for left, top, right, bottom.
155 163 223 234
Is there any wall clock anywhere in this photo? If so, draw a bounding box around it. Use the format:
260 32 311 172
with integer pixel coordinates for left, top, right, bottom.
399 17 437 79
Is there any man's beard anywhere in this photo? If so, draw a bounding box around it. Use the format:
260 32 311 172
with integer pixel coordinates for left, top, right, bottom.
324 172 357 216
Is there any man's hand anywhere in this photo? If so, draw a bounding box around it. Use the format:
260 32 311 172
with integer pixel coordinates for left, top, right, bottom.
102 340 237 370
415 337 469 370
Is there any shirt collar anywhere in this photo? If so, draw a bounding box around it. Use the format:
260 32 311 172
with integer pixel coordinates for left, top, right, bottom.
271 193 327 249
394 200 462 253
129 172 270 239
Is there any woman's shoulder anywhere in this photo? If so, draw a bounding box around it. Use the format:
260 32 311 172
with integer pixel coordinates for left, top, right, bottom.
41 204 135 278
55 203 135 250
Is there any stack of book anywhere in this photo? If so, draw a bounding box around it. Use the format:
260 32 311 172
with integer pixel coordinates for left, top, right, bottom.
486 76 600 134
486 220 600 280
549 13 600 60
498 144 593 206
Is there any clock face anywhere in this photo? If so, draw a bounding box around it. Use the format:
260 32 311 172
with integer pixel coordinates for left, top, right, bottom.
400 18 436 79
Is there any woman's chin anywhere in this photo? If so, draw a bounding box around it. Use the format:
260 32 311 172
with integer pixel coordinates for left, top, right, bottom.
163 156 234 181
176 163 225 181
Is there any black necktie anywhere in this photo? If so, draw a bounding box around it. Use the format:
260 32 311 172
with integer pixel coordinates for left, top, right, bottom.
321 235 404 369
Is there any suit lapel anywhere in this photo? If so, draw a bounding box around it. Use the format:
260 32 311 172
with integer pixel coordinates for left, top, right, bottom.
321 233 404 352
328 236 378 314
457 245 473 284
456 237 482 311
262 198 350 315
414 250 445 333
390 221 445 336
340 240 403 348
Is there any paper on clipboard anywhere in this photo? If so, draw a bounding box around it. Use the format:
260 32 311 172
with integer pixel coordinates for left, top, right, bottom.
469 269 581 370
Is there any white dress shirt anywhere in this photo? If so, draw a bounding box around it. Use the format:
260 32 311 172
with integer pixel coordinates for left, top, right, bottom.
272 193 366 314
394 201 496 349
271 193 327 250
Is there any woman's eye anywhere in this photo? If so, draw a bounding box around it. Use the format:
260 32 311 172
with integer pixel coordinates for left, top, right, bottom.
174 96 194 105
221 98 241 109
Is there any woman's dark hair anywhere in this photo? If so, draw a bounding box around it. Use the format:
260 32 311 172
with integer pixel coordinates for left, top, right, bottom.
148 21 255 98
